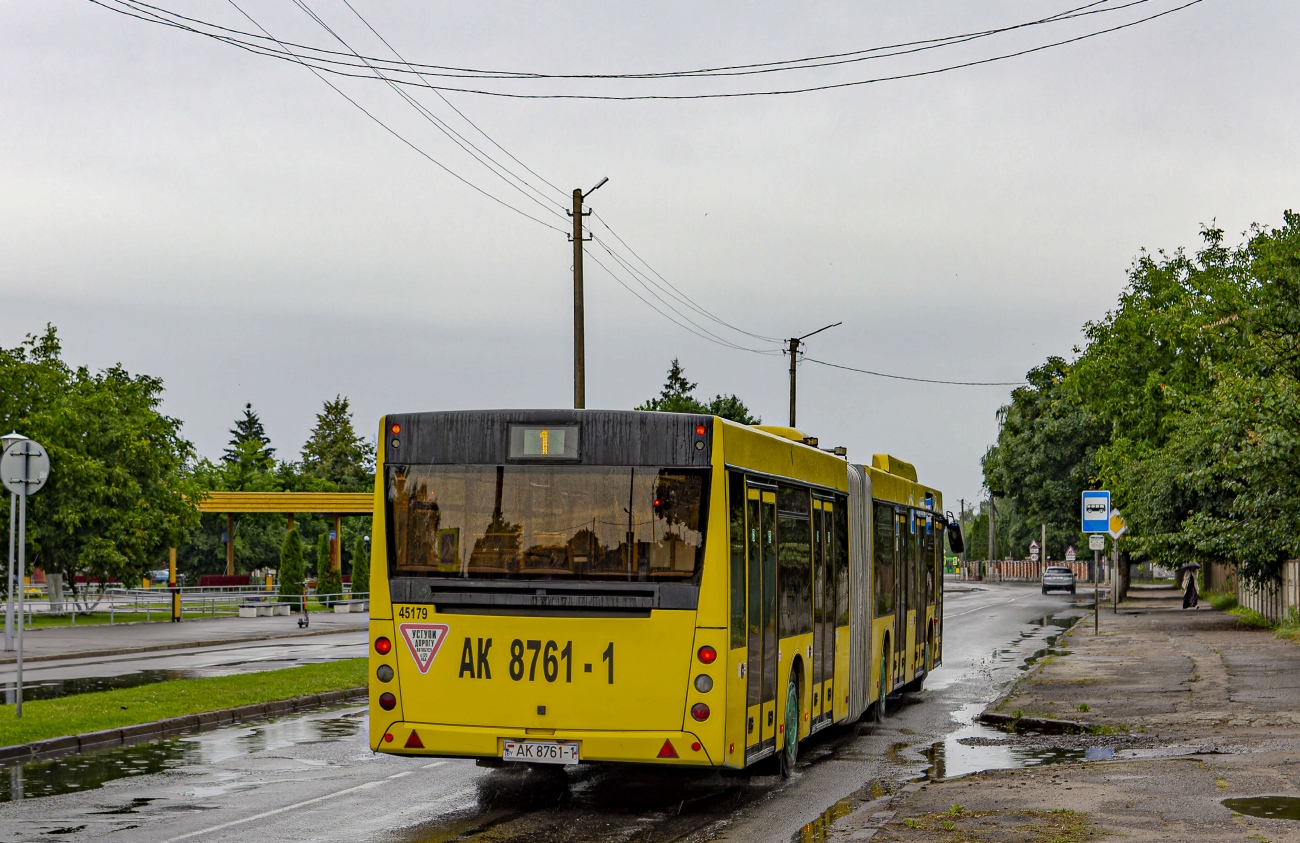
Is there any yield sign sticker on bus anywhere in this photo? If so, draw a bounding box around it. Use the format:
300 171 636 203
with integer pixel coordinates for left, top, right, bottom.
399 623 450 674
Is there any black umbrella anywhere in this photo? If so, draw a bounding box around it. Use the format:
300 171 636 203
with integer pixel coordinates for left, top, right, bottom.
1178 562 1203 573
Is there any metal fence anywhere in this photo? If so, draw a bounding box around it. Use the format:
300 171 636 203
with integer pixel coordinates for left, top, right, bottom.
954 559 1093 583
1236 560 1300 623
5 587 369 626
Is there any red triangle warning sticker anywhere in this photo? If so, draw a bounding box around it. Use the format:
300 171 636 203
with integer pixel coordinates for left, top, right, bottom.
399 623 450 674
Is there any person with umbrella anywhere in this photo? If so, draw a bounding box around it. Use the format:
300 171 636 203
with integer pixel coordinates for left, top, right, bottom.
1179 562 1202 609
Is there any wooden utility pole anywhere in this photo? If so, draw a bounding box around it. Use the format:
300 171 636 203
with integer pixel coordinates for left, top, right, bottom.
569 177 607 410
788 338 799 426
226 513 235 576
786 322 842 428
571 188 586 410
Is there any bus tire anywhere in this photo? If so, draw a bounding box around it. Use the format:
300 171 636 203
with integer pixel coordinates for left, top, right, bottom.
778 671 799 778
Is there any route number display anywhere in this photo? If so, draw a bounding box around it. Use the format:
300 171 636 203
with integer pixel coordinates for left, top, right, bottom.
502 740 580 765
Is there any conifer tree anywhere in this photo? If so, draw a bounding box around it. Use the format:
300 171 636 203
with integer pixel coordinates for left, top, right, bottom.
301 396 375 491
278 528 305 607
224 403 275 469
350 534 370 597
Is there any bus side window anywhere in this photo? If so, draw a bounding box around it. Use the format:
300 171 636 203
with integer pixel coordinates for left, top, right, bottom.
728 472 746 651
873 502 895 617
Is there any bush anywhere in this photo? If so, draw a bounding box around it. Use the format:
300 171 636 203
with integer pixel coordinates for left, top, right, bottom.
1206 592 1239 611
1227 605 1273 629
1275 607 1300 641
350 535 370 597
278 529 305 606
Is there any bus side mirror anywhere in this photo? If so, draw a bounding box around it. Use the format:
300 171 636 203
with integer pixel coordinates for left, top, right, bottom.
945 514 965 553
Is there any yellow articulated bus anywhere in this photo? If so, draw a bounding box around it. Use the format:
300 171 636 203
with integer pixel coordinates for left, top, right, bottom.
368 410 960 774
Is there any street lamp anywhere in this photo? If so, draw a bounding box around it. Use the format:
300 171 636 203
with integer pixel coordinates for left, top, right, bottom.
3 431 28 652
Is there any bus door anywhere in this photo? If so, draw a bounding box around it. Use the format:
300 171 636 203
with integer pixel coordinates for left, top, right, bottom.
811 497 835 728
894 508 911 688
745 485 778 762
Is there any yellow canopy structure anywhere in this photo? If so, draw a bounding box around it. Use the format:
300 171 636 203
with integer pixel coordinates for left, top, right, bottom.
196 491 374 576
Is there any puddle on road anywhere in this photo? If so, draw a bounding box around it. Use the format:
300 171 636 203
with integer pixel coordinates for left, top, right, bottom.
792 781 893 843
929 612 1110 780
2 669 186 703
1224 796 1300 821
1 642 364 704
0 707 365 802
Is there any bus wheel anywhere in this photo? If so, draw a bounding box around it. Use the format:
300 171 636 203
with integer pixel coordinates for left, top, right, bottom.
778 672 799 778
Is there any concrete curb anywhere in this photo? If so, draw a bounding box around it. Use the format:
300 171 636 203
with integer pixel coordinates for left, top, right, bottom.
0 624 365 666
0 687 366 766
980 614 1088 719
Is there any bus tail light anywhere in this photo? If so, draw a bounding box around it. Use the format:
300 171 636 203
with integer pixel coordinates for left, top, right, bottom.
694 424 707 436
691 703 710 721
657 739 678 759
390 422 401 435
697 646 717 664
375 637 392 655
379 692 397 711
404 731 423 749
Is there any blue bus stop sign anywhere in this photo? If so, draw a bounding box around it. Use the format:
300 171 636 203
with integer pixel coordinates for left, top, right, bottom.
1082 490 1111 533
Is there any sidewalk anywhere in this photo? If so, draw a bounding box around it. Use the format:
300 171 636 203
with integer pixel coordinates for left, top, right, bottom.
845 607 1300 842
0 611 369 665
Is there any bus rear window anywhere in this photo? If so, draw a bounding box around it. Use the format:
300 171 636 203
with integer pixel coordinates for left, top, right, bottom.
386 465 709 581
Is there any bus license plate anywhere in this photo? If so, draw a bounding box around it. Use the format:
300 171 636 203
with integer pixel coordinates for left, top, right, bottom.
502 740 579 765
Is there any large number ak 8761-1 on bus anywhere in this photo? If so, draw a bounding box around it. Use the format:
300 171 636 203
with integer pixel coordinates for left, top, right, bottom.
367 410 962 775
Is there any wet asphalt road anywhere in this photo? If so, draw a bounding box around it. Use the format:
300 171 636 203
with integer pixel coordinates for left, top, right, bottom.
0 633 366 703
0 583 1083 843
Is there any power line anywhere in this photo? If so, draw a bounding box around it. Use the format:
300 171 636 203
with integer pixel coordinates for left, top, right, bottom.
90 0 1207 100
802 356 1025 386
96 0 1151 81
285 0 567 222
587 239 783 355
590 214 784 343
213 0 566 233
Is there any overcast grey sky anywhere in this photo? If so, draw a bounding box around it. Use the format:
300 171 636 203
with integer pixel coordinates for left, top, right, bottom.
2 1 1297 510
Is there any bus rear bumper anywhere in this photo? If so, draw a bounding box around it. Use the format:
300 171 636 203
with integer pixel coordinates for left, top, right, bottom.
375 722 716 766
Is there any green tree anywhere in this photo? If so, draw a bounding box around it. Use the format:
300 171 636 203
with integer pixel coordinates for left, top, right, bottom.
350 534 370 597
278 528 305 606
984 209 1300 585
223 403 275 469
177 409 286 579
982 358 1108 560
0 326 201 589
636 359 760 424
313 531 329 581
301 396 375 492
319 553 343 607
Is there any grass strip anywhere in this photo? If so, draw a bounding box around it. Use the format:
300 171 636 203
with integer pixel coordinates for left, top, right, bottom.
0 658 366 748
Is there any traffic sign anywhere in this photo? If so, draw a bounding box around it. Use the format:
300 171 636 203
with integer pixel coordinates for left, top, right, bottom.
1 440 49 496
1029 540 1039 552
1082 490 1110 533
1089 534 1105 551
1065 545 1076 562
1108 508 1128 539
1029 552 1039 562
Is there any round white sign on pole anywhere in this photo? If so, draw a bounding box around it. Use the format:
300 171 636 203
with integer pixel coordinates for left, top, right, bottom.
1 440 50 496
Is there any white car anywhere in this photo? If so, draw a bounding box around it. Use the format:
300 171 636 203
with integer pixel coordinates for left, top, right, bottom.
1041 566 1076 594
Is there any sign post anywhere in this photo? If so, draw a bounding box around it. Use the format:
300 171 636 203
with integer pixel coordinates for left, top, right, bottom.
2 438 51 718
1108 509 1128 616
2 432 27 652
1082 491 1111 636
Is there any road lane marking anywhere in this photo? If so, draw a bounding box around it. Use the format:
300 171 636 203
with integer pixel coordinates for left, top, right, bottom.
946 592 1036 619
158 762 447 842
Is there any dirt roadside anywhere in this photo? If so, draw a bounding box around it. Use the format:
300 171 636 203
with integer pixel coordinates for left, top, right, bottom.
828 606 1300 842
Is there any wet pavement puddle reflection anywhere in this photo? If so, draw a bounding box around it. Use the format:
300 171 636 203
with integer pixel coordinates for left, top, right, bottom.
1223 796 1300 821
0 706 366 802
